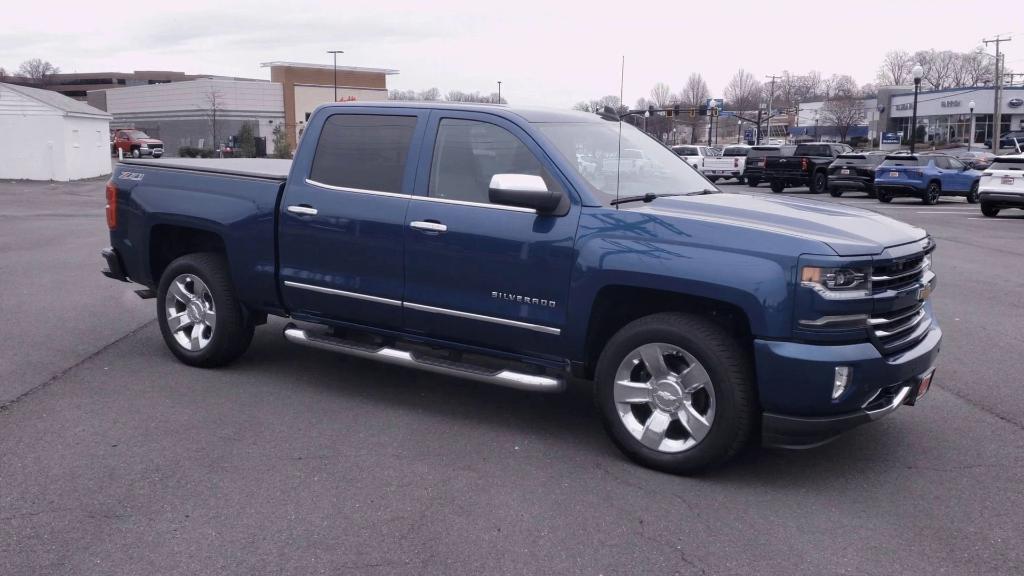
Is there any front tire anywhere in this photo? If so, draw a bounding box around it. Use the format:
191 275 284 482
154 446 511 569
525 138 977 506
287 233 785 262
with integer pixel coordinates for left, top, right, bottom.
981 203 1000 217
157 253 255 367
877 189 893 203
595 313 755 475
770 180 785 193
966 182 979 204
811 172 828 194
131 148 141 159
923 182 941 205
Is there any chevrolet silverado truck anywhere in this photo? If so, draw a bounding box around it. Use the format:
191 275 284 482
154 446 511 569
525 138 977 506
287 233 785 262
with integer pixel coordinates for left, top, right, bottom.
101 103 941 474
765 142 853 193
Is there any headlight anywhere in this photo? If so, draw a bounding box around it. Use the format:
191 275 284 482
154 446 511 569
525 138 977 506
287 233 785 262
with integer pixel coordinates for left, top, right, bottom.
801 266 872 299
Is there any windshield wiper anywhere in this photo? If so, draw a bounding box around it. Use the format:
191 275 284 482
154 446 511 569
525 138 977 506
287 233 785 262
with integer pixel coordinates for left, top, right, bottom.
610 191 714 206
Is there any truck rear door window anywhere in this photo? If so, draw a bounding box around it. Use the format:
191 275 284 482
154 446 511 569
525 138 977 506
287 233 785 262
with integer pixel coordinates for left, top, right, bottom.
428 119 561 205
310 114 418 193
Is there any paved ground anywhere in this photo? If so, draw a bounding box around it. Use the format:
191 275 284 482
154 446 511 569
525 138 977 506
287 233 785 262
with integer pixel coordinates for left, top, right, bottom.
1 177 1022 575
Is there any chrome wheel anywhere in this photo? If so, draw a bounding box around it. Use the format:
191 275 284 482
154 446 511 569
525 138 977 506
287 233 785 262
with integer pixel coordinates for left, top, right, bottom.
613 343 716 453
164 273 216 352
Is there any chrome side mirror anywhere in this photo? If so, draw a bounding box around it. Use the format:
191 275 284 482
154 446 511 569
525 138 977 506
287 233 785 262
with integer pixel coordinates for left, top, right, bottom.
488 174 562 212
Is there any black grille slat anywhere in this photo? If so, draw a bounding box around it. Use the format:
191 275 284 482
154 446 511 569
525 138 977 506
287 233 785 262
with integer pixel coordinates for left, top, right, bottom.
868 248 933 354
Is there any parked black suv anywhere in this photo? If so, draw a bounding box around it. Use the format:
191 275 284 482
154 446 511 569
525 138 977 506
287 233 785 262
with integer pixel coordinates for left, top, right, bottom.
827 151 888 197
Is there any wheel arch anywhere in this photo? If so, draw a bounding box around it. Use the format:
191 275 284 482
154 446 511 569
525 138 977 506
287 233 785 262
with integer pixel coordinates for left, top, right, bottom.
149 224 227 286
579 285 754 379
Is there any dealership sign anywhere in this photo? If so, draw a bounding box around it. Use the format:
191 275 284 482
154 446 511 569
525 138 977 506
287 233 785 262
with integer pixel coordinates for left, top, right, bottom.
1009 98 1023 108
895 102 913 111
940 100 961 108
881 132 901 145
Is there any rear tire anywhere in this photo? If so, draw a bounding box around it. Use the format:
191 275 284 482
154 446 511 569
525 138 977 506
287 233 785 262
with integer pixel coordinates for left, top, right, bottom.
966 182 979 204
865 185 876 199
747 177 761 187
981 203 1000 217
156 252 255 367
708 176 719 183
770 180 785 193
877 190 893 203
595 312 755 475
829 187 843 197
923 182 941 205
811 172 828 194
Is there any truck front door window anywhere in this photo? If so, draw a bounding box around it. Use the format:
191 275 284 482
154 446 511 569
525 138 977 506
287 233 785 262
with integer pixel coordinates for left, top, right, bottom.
310 114 418 193
428 119 561 205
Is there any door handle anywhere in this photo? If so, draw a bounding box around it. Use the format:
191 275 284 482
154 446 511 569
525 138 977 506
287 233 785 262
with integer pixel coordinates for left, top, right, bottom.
287 204 318 216
410 220 447 233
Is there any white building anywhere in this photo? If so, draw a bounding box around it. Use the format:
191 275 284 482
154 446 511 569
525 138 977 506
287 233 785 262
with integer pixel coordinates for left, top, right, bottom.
0 82 112 181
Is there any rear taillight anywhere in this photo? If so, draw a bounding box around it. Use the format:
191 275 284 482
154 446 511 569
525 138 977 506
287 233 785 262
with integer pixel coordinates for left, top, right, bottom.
105 181 117 230
733 158 739 168
801 158 809 171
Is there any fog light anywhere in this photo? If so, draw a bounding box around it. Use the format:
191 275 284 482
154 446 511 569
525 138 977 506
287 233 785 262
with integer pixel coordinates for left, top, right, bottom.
833 366 851 400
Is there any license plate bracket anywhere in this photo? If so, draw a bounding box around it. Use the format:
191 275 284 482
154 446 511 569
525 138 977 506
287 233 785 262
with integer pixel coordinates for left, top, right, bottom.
890 171 899 177
841 168 851 175
1002 176 1015 185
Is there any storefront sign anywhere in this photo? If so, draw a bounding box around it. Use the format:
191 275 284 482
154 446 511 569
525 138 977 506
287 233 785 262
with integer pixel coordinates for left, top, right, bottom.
895 103 913 111
940 100 961 108
881 132 901 145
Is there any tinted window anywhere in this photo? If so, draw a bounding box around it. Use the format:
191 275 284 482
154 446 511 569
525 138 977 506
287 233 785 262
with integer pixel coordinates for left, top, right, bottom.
429 118 561 204
881 157 921 166
723 147 749 156
794 144 831 157
947 158 965 170
673 146 699 156
310 114 417 193
748 148 780 159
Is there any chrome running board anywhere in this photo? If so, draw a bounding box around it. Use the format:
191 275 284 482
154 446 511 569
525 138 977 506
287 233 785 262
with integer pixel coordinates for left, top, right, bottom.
283 324 565 393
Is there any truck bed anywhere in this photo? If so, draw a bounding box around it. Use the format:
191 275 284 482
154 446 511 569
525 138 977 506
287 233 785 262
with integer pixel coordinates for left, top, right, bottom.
120 158 292 180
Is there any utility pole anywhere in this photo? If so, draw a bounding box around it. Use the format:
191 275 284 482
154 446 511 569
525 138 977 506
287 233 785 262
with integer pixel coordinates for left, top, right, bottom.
497 81 502 103
765 74 781 143
983 35 1011 153
327 50 344 102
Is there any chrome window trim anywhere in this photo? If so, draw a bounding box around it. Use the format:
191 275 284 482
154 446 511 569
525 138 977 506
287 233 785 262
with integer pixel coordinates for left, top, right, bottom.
404 302 560 335
305 178 412 199
413 195 537 213
283 281 560 335
284 281 402 307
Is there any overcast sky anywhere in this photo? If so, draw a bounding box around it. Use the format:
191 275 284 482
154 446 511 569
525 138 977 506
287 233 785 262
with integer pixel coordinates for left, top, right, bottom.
4 0 1022 107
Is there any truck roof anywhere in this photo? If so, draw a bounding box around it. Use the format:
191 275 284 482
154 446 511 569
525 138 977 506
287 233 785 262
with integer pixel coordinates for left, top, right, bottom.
316 101 604 124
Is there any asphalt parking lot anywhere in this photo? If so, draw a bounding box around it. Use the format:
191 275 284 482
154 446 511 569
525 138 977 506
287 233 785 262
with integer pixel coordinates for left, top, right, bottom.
2 176 1022 575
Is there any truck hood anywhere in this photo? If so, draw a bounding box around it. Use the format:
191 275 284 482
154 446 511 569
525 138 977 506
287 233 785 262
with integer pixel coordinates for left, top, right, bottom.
637 192 926 256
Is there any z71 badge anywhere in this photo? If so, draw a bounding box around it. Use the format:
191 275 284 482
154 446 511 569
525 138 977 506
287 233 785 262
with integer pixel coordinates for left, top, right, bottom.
118 171 144 181
492 291 556 308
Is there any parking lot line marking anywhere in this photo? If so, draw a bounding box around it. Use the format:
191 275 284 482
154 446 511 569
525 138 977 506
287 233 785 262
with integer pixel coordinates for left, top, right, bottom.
915 211 978 214
967 217 1021 221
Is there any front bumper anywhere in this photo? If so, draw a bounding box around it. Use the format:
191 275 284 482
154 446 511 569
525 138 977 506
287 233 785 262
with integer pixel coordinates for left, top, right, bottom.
101 247 129 282
979 191 1024 208
755 323 941 448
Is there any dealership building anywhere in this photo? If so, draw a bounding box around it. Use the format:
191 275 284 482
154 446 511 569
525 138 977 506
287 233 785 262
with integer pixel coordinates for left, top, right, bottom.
85 61 397 155
795 86 1024 146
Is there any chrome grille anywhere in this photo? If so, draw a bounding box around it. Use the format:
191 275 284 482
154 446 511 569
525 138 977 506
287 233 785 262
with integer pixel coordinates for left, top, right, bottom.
868 245 936 354
872 254 927 294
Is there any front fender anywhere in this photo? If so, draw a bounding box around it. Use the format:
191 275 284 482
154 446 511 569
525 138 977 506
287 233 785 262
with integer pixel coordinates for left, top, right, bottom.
566 208 804 360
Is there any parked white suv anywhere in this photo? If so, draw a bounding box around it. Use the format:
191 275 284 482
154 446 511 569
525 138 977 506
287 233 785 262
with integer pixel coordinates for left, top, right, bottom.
979 155 1024 217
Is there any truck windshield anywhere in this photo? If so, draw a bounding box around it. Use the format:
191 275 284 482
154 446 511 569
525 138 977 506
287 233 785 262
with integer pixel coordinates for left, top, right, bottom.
124 130 151 139
536 122 712 205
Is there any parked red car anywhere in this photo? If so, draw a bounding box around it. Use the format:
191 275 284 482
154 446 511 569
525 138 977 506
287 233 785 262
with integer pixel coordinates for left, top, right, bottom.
111 129 164 158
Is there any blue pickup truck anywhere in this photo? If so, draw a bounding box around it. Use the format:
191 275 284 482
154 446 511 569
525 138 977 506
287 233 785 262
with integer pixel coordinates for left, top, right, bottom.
102 102 941 474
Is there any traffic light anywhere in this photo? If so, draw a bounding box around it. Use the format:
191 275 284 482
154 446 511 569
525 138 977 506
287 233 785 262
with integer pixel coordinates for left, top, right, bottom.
648 105 655 117
688 107 696 118
710 107 720 117
669 104 680 117
698 105 708 117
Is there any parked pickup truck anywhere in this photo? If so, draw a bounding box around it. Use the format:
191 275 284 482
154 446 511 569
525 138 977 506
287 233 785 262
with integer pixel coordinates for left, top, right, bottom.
112 129 164 159
764 142 853 193
102 103 941 474
701 145 750 183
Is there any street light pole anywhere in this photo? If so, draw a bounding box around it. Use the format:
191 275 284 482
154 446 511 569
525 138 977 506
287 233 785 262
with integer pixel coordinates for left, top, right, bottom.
968 100 976 152
327 50 344 102
910 63 924 153
497 81 502 103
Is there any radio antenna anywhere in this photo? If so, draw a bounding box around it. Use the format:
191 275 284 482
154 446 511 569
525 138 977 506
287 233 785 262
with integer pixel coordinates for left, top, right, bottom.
615 55 624 208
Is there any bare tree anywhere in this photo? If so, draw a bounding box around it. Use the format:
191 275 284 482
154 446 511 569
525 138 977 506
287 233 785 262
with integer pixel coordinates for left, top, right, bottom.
723 69 762 111
960 48 995 86
419 87 441 101
924 50 957 89
821 95 867 143
822 74 858 100
678 73 710 144
877 50 913 85
16 58 59 83
0 67 7 81
572 95 625 114
203 88 225 151
649 82 672 108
